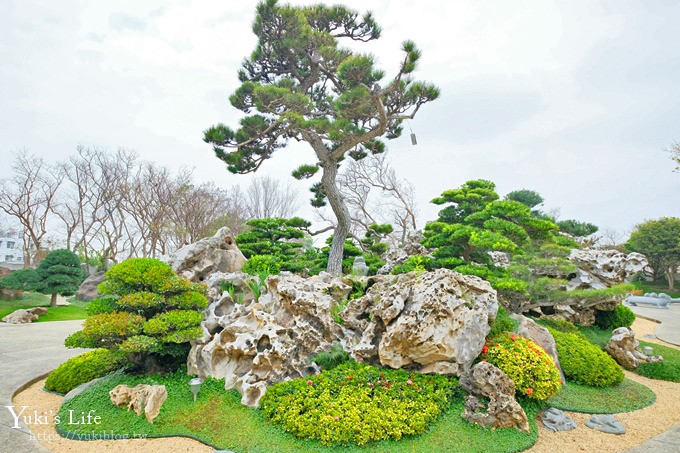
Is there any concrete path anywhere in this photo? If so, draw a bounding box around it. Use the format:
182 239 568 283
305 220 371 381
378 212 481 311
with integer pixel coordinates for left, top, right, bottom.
627 301 680 346
0 320 86 452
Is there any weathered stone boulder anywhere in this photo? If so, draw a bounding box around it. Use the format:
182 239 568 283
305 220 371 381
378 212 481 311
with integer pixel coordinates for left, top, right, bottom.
166 227 247 282
511 314 565 384
189 269 497 407
75 271 106 301
2 307 48 324
377 232 429 274
109 384 168 424
542 408 577 432
585 415 626 434
568 249 649 290
344 269 498 376
605 327 663 370
461 362 530 433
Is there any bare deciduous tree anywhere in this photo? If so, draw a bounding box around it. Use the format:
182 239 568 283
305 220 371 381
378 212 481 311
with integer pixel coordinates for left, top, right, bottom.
245 176 300 220
0 151 63 267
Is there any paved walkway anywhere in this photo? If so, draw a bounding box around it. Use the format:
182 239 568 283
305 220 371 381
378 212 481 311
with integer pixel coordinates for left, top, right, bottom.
0 320 86 452
623 300 680 452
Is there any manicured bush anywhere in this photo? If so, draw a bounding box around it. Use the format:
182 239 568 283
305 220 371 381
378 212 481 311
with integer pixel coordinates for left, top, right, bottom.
536 317 579 334
242 254 282 275
86 296 119 316
98 258 175 296
79 312 146 347
45 349 127 394
165 291 209 311
549 328 624 387
483 333 562 400
259 362 457 446
116 292 164 314
595 304 636 330
488 305 518 338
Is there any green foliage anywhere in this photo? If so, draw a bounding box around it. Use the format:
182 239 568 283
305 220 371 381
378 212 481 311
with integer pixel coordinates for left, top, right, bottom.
86 296 119 316
45 349 127 394
66 257 207 372
504 189 544 209
626 217 680 288
635 340 680 382
483 333 562 400
391 255 434 274
311 343 351 370
0 269 40 291
548 328 624 387
259 362 457 446
488 306 518 338
33 249 85 299
551 234 580 248
242 254 281 275
536 317 579 334
245 273 269 302
557 219 599 237
548 379 655 414
594 305 636 330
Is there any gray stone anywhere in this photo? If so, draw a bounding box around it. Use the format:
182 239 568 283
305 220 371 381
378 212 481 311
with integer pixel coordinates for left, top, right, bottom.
62 377 103 404
585 414 626 434
568 249 649 291
541 408 577 432
461 362 530 433
75 271 106 301
605 327 663 370
512 314 565 384
166 227 247 282
2 307 47 324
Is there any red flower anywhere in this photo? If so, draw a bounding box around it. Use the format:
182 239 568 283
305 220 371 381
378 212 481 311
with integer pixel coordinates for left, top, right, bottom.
307 380 313 386
481 345 489 355
481 359 487 362
407 379 413 385
526 388 533 395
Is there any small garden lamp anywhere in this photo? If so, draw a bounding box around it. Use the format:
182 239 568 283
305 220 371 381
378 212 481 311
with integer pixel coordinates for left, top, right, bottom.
189 377 203 402
643 346 653 358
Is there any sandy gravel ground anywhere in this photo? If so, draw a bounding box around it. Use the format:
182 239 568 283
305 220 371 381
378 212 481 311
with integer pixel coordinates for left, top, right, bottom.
13 318 680 453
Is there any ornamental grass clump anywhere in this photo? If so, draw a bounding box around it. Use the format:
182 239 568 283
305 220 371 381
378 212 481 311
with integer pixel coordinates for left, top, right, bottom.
483 333 562 400
64 258 208 373
259 362 457 446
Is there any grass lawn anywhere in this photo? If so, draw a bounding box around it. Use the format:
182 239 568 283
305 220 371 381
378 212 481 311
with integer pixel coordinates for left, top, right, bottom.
58 369 539 453
548 378 655 413
577 325 612 349
0 292 89 321
632 280 680 298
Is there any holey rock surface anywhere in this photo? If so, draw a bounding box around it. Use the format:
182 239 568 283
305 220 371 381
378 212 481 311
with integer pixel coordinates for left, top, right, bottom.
568 249 649 290
166 227 247 282
189 269 497 407
343 269 498 376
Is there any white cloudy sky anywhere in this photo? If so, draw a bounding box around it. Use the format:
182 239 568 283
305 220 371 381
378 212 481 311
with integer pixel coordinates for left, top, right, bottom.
1 0 678 238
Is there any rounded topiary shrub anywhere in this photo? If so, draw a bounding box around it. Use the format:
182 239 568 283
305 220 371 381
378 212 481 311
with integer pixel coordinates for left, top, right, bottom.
483 333 562 400
242 254 281 275
549 328 624 387
45 349 127 394
595 304 636 330
259 362 457 446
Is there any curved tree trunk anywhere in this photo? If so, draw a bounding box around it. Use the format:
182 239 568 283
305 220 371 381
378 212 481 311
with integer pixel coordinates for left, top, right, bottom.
50 293 58 307
321 163 350 276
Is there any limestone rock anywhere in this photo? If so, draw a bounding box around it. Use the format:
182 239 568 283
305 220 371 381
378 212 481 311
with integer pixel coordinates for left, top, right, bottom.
344 269 498 377
605 327 663 370
109 384 168 424
512 314 565 384
166 227 247 282
75 272 106 301
542 408 577 432
377 232 429 274
2 307 47 324
585 415 626 434
461 362 530 433
568 249 649 290
189 269 497 407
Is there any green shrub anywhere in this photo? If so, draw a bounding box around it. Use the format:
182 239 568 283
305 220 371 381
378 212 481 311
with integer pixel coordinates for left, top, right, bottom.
116 292 164 314
488 306 518 338
119 335 160 354
143 310 203 337
483 333 562 400
98 258 175 296
242 254 281 275
311 343 351 370
79 312 146 347
45 349 127 394
86 296 119 316
165 290 209 311
549 328 624 387
536 317 579 334
595 305 636 330
259 362 457 446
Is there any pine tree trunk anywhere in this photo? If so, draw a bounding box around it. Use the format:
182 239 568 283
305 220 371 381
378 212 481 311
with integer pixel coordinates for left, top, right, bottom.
322 163 350 276
50 293 58 307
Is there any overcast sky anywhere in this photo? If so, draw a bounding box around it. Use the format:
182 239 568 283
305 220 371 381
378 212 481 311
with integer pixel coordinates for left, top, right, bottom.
1 0 678 240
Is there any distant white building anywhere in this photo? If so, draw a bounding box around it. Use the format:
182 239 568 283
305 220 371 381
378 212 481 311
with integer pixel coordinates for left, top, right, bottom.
0 229 24 269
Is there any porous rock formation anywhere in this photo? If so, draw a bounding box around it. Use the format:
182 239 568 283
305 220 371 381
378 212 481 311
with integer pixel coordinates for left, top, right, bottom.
2 307 48 324
377 232 429 274
461 362 530 433
568 249 649 290
166 227 247 282
605 327 663 370
188 268 498 407
109 384 168 424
